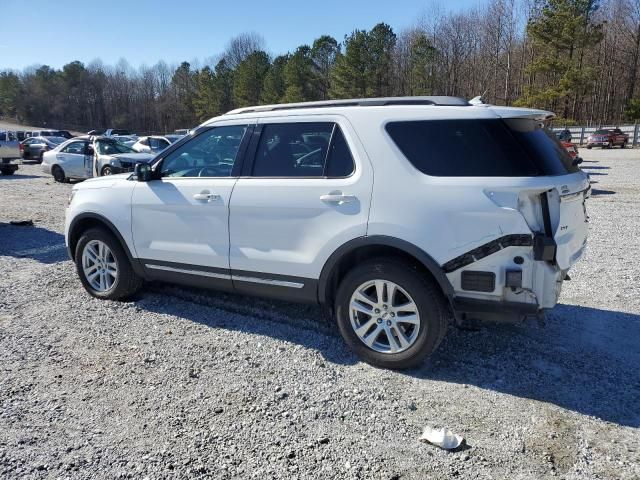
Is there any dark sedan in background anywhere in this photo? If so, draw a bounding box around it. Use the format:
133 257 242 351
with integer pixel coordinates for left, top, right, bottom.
20 136 67 162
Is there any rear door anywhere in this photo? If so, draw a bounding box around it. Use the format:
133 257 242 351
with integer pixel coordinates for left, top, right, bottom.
131 123 252 283
228 116 373 299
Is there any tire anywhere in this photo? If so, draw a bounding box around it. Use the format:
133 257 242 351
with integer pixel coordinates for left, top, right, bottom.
74 227 143 300
334 258 449 369
101 165 114 176
586 145 592 149
52 165 65 183
606 141 613 149
38 151 44 163
1 169 15 176
621 141 627 149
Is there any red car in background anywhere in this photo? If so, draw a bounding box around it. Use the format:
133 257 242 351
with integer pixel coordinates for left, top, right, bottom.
586 128 629 149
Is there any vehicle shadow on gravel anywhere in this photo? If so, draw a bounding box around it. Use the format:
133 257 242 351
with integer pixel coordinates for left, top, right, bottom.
0 174 41 180
0 223 67 263
139 283 358 366
591 189 616 196
417 304 640 427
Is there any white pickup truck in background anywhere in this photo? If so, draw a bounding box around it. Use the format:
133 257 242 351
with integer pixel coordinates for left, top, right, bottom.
0 130 20 175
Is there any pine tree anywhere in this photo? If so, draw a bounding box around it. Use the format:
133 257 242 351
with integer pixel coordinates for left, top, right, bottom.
261 55 288 104
233 51 270 107
330 30 370 98
516 0 603 119
283 46 319 103
311 35 340 99
409 34 438 95
368 23 397 97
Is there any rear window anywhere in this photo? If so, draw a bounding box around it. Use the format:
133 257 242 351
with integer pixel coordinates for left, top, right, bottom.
385 119 579 177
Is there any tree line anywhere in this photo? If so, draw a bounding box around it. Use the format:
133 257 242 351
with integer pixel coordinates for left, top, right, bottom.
1 0 639 134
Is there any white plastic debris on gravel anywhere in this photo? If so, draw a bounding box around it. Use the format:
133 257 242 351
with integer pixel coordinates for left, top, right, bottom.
1 149 639 479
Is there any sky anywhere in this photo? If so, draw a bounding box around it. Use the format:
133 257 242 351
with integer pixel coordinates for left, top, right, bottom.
0 0 475 71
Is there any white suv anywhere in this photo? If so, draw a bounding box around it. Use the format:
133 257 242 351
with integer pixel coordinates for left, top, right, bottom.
65 97 590 369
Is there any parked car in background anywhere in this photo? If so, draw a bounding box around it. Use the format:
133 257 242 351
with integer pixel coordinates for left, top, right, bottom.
586 128 629 149
28 130 57 138
164 134 185 144
20 136 66 162
131 135 172 153
42 136 154 182
64 97 591 369
54 130 74 139
87 129 133 137
555 133 582 166
111 135 138 147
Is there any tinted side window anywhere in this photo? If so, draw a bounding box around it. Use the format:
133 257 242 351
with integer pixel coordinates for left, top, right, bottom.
160 125 248 178
252 123 333 177
325 127 355 177
386 119 576 177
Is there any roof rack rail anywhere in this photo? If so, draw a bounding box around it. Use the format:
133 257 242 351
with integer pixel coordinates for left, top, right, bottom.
225 96 470 115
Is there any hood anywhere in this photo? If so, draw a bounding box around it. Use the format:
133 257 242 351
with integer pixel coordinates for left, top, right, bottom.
110 152 155 163
73 173 131 190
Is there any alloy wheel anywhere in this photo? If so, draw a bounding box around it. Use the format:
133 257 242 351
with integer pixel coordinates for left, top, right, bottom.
349 279 421 354
82 240 118 292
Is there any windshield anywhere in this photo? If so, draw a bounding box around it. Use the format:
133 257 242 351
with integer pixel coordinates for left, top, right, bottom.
96 140 136 155
48 136 66 144
593 129 612 135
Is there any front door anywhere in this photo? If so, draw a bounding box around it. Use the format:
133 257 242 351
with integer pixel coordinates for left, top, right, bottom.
229 118 373 299
131 124 251 285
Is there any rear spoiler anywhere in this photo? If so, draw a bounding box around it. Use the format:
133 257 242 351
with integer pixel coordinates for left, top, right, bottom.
488 106 555 122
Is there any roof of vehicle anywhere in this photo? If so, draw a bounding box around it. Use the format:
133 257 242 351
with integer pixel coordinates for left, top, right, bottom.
225 96 470 115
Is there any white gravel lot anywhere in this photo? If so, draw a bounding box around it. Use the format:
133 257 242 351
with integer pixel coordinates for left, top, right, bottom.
0 149 639 479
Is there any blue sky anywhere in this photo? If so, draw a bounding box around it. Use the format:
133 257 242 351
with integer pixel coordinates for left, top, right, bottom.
0 0 474 71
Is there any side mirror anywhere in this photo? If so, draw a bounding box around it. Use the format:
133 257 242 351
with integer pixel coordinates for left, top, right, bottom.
86 146 95 155
135 163 152 182
573 157 583 166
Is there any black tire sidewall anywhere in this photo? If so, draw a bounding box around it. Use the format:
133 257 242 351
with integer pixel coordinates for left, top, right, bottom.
101 166 112 176
335 260 446 369
52 165 65 182
75 228 133 300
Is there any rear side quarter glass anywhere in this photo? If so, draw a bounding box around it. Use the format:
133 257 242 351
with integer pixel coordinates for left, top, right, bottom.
385 119 577 177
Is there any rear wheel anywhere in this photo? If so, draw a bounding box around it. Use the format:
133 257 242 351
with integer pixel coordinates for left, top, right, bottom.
621 141 627 149
75 227 142 300
334 259 449 369
52 165 65 183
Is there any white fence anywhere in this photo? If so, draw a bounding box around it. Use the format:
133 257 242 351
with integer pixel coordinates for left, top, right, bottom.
552 124 639 146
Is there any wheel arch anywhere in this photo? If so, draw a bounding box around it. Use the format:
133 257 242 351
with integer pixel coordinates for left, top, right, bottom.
318 236 454 306
67 213 145 277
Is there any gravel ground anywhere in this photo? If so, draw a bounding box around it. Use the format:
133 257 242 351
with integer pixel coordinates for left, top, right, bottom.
1 150 639 479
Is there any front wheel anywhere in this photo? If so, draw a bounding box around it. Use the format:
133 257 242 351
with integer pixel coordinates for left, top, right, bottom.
101 165 114 176
75 228 142 300
334 259 449 369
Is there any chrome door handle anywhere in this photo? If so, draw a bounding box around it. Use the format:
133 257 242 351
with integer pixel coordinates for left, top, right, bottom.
320 193 357 205
193 192 221 202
